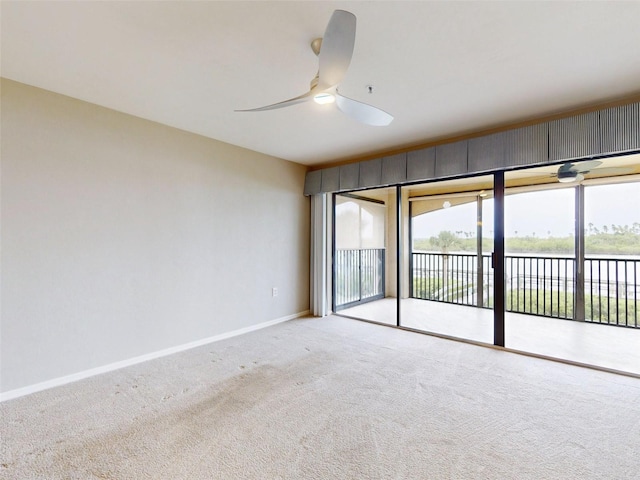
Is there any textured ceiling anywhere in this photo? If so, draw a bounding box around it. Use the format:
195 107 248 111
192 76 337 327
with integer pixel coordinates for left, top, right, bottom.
2 1 640 166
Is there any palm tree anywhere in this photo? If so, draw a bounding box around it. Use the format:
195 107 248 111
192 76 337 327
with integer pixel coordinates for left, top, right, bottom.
430 231 459 254
429 231 459 299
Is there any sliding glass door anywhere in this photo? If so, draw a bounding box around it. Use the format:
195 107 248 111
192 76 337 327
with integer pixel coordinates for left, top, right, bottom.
502 184 576 351
584 181 640 329
330 152 640 376
400 175 495 343
333 187 397 326
502 156 640 375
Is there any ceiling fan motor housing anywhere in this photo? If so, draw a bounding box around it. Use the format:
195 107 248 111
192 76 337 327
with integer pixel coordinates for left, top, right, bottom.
557 168 578 182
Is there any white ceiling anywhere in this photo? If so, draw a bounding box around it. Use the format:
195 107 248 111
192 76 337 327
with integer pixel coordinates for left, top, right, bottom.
2 1 640 166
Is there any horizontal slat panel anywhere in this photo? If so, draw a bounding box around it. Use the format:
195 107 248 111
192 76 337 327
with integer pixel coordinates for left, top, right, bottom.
600 102 640 154
407 147 435 181
435 140 467 177
303 170 322 195
381 153 407 184
549 112 600 162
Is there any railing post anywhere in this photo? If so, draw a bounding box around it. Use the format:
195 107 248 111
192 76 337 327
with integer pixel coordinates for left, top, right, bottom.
575 185 585 322
409 200 414 299
476 195 484 308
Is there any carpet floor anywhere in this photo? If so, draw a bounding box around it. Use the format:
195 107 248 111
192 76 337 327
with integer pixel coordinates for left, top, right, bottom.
1 315 639 479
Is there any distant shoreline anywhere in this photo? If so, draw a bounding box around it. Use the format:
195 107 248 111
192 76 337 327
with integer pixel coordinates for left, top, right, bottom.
412 249 640 260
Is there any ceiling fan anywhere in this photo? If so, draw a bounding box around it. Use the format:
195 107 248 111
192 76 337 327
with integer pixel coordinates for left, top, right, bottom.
235 10 393 126
554 160 633 183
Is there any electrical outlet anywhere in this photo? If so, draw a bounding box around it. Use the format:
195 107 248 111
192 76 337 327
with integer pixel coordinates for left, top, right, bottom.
272 287 278 297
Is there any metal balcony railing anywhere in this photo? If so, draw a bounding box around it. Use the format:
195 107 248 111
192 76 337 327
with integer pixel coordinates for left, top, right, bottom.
411 252 639 328
411 252 493 307
334 248 385 310
585 257 640 327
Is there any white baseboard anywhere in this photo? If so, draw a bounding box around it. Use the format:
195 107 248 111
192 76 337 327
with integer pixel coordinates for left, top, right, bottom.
0 310 311 403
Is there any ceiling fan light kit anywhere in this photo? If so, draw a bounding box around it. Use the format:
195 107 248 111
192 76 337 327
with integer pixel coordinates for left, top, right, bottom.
236 10 393 126
313 92 336 104
557 172 583 183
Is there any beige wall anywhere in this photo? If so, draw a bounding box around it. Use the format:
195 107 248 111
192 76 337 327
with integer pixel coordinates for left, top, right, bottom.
0 79 310 393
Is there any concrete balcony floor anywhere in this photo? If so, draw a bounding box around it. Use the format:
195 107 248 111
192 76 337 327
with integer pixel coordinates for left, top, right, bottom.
338 297 640 376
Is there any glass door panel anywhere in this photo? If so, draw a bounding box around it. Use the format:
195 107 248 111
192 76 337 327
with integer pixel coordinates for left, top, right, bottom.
334 187 397 326
401 175 494 343
584 181 640 329
503 155 640 376
504 187 576 321
503 182 576 357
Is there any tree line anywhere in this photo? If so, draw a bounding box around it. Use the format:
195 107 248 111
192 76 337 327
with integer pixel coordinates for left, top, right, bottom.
415 224 640 256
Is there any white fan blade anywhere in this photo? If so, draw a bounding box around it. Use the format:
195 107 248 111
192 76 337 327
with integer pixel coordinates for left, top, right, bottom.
586 167 634 176
574 160 602 173
318 10 356 89
335 93 393 126
235 90 313 112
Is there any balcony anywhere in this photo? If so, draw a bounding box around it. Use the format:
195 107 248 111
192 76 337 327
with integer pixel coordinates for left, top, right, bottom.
332 167 640 376
411 252 639 327
335 249 640 375
336 249 639 327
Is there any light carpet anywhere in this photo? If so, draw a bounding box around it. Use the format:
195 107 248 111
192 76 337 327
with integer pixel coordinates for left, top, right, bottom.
2 315 640 479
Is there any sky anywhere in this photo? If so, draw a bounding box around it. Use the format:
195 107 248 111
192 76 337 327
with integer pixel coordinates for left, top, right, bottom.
412 182 640 239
